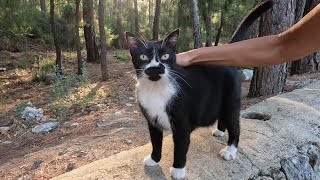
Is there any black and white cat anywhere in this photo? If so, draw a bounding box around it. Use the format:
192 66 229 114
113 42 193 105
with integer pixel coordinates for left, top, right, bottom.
125 1 273 179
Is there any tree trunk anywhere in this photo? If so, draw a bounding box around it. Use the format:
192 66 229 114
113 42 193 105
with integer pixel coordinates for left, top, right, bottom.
295 0 307 22
134 0 139 35
83 0 99 62
149 0 153 36
190 0 202 48
128 1 134 32
40 0 46 13
98 0 108 81
215 1 229 46
203 1 213 47
50 0 62 74
152 0 161 40
290 0 319 75
114 0 125 48
75 0 82 75
248 0 296 97
214 10 224 46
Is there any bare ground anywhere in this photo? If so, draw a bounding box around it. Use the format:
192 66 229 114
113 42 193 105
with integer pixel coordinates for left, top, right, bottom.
0 48 319 180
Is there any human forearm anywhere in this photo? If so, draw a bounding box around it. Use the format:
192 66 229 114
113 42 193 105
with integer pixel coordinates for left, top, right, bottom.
181 35 284 67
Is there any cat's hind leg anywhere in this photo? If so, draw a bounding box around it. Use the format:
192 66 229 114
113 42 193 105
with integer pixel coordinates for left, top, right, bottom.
218 99 240 160
212 120 226 137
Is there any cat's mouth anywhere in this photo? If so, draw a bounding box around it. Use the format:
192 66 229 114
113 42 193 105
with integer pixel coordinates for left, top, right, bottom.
148 75 163 81
144 67 165 81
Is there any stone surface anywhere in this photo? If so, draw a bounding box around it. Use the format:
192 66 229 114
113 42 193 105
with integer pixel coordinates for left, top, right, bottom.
0 118 13 126
297 143 320 177
66 162 75 172
71 122 79 127
241 69 253 81
0 126 10 134
96 112 134 128
96 103 108 108
22 106 44 121
30 160 44 170
126 139 133 145
280 155 317 180
1 141 12 145
41 116 57 122
32 122 59 134
125 103 133 107
0 67 7 71
53 81 320 180
17 175 31 180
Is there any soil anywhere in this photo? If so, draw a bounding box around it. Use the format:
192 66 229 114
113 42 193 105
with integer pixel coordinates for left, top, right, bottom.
0 46 319 180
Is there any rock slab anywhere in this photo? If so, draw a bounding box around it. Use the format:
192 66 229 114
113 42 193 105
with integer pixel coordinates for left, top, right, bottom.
53 81 320 180
32 122 59 134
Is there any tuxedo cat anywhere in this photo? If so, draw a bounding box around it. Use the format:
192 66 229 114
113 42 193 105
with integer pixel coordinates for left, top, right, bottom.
125 1 273 179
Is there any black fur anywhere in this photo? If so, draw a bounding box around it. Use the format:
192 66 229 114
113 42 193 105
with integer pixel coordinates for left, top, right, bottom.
125 0 273 172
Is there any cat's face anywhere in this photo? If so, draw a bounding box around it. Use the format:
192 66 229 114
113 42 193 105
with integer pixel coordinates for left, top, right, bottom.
125 29 179 81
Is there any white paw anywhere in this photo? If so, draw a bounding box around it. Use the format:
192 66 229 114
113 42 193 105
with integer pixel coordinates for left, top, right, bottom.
219 145 237 160
170 167 186 179
143 155 158 166
212 129 225 137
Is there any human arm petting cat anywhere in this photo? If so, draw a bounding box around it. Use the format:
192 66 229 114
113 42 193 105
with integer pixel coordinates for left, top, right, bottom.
176 4 320 67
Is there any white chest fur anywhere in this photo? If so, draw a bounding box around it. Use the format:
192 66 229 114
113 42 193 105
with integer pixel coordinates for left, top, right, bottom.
136 76 177 130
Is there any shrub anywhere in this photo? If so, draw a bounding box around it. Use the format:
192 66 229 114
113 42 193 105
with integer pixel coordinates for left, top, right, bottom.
14 102 32 118
32 57 55 84
115 53 129 61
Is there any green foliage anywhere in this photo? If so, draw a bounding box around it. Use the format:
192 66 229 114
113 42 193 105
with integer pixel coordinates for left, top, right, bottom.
0 0 38 37
32 57 55 84
14 102 32 118
77 86 100 110
0 0 258 52
17 57 35 69
29 12 52 44
81 61 90 84
48 102 68 118
0 0 76 50
52 66 77 99
48 62 99 117
0 92 11 105
58 3 76 49
115 52 129 61
106 28 118 46
220 0 256 43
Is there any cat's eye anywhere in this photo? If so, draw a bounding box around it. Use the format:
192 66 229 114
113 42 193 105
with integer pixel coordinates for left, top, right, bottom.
139 54 149 61
161 54 170 60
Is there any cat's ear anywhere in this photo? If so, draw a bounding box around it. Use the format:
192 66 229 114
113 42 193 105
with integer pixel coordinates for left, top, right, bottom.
163 29 179 49
125 32 146 49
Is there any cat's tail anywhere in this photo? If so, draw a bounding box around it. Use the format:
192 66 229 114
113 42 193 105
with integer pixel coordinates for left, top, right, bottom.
229 0 274 43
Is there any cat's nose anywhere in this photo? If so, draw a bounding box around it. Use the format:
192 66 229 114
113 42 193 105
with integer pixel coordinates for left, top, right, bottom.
145 66 165 77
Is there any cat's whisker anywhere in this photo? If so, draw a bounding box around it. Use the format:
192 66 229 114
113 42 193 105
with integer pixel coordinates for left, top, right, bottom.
123 70 144 84
126 78 137 88
167 73 184 97
124 69 142 75
122 72 139 83
169 71 192 88
169 69 187 77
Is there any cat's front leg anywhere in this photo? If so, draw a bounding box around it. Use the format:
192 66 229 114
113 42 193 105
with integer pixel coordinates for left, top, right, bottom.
170 132 190 179
144 122 163 166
